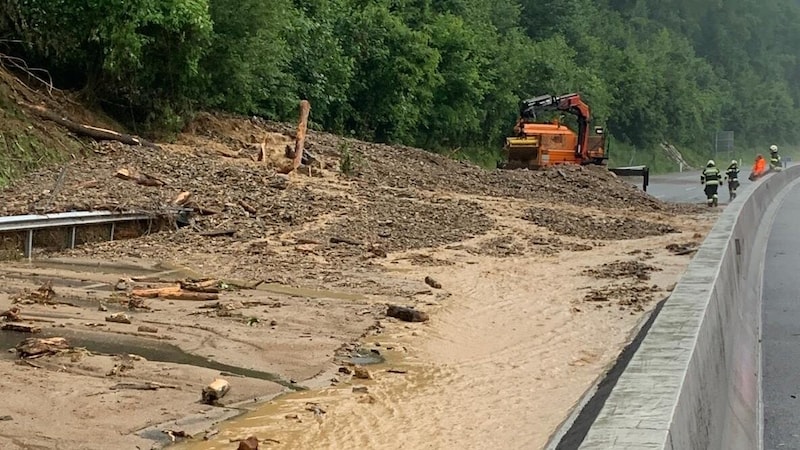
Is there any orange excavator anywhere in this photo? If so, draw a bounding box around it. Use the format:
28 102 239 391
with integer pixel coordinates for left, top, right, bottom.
502 93 607 169
501 93 649 191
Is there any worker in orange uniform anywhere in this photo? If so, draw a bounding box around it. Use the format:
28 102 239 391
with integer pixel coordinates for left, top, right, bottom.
750 154 766 181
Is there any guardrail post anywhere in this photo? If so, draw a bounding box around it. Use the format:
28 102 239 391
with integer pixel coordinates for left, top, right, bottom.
24 230 33 260
110 223 116 241
69 226 77 249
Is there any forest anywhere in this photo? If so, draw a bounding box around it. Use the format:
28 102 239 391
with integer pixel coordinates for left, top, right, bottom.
1 0 799 168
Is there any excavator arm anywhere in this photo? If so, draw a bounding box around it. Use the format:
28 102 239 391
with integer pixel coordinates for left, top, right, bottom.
519 93 591 160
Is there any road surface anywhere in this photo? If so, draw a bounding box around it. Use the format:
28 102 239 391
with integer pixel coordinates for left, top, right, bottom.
762 182 800 448
644 167 753 205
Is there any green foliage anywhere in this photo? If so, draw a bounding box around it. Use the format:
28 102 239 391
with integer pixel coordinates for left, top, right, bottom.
338 141 363 176
1 0 799 170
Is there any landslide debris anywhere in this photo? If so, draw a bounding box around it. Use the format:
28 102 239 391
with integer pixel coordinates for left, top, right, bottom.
583 260 661 281
0 112 702 287
524 207 678 240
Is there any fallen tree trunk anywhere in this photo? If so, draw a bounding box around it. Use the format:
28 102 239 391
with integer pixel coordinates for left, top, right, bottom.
19 102 160 149
202 378 230 404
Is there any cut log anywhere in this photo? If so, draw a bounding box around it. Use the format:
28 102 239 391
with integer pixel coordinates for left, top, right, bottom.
173 191 192 205
291 100 311 171
115 168 165 187
166 292 219 301
199 229 236 238
16 337 70 358
1 323 42 333
180 280 220 293
386 305 429 323
132 286 219 301
131 286 182 298
202 378 230 404
19 102 160 149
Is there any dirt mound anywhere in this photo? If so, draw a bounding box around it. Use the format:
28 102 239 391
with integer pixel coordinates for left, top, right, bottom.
524 207 678 240
583 283 659 312
583 260 661 281
184 114 698 213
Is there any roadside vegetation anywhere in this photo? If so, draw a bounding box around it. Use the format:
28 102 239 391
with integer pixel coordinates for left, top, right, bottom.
1 0 799 175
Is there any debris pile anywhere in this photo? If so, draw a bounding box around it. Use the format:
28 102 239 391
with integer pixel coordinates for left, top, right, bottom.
524 207 678 240
583 260 661 281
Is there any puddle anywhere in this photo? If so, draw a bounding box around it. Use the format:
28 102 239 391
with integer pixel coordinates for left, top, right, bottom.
346 347 385 365
19 259 161 276
0 329 301 390
256 283 366 301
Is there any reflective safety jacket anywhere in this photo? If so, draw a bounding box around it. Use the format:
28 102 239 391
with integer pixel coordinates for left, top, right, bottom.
702 167 721 186
726 165 739 181
770 154 782 169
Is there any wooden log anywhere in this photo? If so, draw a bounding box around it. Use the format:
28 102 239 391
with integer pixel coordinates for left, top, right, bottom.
386 305 429 323
180 280 221 293
110 382 177 391
131 286 182 298
173 191 192 205
291 100 311 171
115 168 165 187
1 322 42 333
199 229 236 238
105 313 132 324
19 102 160 149
0 307 21 322
132 286 219 301
202 378 230 404
16 337 70 358
162 291 219 301
239 200 257 214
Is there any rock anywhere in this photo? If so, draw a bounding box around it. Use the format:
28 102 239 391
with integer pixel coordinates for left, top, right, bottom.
115 280 130 291
338 366 353 375
0 415 12 421
353 366 373 380
137 325 158 333
285 413 299 420
424 276 442 289
98 303 108 312
386 305 429 323
352 386 369 393
202 378 230 404
237 436 259 450
105 313 132 324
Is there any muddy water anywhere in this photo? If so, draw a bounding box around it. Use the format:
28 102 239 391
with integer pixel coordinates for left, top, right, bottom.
0 329 299 388
170 238 690 450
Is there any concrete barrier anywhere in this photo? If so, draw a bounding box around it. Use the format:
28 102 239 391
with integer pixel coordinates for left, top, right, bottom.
577 165 800 449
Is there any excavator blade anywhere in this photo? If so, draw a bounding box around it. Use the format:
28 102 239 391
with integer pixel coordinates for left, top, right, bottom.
504 137 539 166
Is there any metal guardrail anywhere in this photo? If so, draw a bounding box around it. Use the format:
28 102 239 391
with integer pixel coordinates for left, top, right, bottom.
608 165 650 192
0 211 155 258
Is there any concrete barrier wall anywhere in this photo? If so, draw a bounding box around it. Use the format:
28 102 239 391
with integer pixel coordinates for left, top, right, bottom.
579 165 800 450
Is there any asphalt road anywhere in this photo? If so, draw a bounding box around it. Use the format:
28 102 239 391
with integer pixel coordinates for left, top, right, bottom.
762 182 800 448
643 167 753 205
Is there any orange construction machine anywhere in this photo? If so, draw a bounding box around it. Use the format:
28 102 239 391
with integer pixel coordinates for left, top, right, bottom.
502 93 607 169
